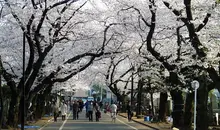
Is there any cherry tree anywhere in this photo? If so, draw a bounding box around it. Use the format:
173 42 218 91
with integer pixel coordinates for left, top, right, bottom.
105 0 220 128
162 0 220 129
0 0 126 126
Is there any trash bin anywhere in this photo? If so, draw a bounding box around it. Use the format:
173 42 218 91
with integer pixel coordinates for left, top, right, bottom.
144 116 147 121
144 116 150 121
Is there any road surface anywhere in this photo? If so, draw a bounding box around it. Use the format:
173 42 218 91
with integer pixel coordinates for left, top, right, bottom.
39 110 155 130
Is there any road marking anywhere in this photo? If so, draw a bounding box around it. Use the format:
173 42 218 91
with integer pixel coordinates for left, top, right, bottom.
48 117 53 122
38 117 53 130
107 113 137 130
59 113 71 130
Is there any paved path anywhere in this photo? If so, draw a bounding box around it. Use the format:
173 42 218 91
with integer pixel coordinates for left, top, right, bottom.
39 110 155 130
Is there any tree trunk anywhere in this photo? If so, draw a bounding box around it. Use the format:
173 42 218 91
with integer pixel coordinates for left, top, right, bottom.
0 88 3 130
31 94 38 121
115 92 126 112
0 56 3 129
183 92 193 129
34 85 53 120
158 92 168 122
150 92 154 116
121 94 126 113
136 78 144 116
7 92 19 127
170 90 184 129
196 76 209 130
35 94 46 119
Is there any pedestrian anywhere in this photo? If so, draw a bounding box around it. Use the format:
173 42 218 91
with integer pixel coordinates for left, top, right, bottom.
87 101 94 121
99 101 103 111
72 100 79 120
78 100 84 112
126 101 132 122
85 100 89 118
110 102 117 123
70 100 73 111
94 102 101 121
53 102 59 122
61 102 67 121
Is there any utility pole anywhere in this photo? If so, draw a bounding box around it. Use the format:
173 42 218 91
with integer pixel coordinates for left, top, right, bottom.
0 56 4 129
131 72 134 110
21 32 26 130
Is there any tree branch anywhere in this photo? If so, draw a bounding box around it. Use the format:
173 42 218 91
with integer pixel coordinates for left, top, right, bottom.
4 0 25 31
195 13 211 32
164 0 207 58
184 0 193 20
0 57 17 94
53 56 95 82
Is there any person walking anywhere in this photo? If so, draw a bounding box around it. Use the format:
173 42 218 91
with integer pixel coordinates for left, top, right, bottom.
94 102 101 122
85 100 89 118
72 100 79 120
53 102 59 122
78 100 84 112
126 101 132 122
99 101 103 111
110 102 117 123
87 101 94 121
61 102 67 121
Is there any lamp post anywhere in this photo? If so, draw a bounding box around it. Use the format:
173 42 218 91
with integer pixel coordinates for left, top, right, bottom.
191 80 199 130
131 71 134 110
20 32 26 130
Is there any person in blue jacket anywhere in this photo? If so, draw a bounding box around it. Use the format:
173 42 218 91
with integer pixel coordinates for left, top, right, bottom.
85 100 89 117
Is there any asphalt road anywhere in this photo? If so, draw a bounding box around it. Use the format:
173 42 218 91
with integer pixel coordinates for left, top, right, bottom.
39 110 155 130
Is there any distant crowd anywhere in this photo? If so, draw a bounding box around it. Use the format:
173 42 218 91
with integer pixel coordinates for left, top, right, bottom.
52 99 133 122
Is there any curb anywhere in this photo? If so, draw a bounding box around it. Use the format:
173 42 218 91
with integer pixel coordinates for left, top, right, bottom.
118 114 159 130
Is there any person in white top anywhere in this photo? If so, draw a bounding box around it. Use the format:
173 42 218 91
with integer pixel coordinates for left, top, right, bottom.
61 102 68 121
110 103 117 123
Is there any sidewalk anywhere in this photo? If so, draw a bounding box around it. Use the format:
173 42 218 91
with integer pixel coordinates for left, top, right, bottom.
25 116 53 130
2 116 53 130
118 113 171 130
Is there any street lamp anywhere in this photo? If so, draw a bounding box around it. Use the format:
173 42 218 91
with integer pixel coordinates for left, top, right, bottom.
191 80 199 130
131 71 134 110
20 32 26 130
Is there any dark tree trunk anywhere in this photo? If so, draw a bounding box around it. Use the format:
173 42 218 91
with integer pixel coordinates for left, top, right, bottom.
35 94 46 119
170 90 184 129
159 92 168 122
150 92 154 116
120 93 127 113
183 92 193 129
197 76 209 130
31 94 38 121
34 85 53 120
136 78 144 116
0 57 3 129
43 87 53 116
7 92 19 127
115 92 127 112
